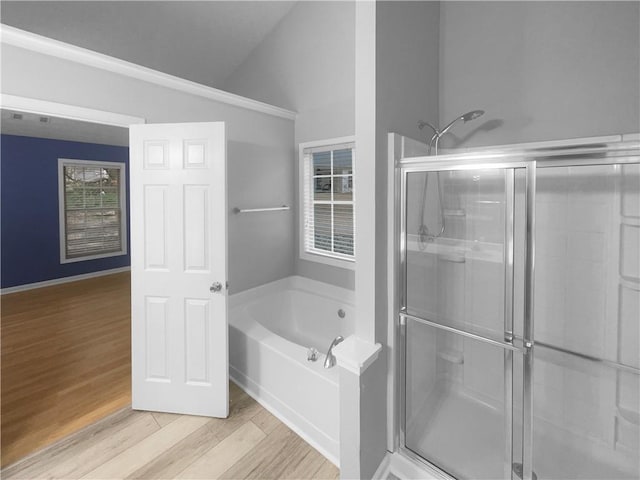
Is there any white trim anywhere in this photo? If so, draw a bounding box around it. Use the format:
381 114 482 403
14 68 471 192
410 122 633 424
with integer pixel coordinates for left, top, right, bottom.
229 369 339 467
298 136 356 270
332 335 382 375
299 250 356 270
1 24 297 121
354 0 376 344
58 158 128 263
1 94 145 127
1 266 130 295
299 135 356 150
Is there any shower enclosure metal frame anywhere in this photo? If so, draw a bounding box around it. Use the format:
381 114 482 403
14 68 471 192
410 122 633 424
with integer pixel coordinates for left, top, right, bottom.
392 136 640 480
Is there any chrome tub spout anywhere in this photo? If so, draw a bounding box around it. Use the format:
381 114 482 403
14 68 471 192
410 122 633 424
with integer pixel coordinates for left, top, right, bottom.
323 336 344 369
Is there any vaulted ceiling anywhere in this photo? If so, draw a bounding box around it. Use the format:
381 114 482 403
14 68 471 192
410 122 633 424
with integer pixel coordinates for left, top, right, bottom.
0 1 297 90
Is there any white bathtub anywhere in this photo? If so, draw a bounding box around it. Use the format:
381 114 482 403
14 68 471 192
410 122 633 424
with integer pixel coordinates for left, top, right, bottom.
229 276 355 465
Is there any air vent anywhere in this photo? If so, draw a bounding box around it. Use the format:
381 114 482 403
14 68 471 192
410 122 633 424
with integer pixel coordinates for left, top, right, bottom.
39 116 51 124
11 113 23 120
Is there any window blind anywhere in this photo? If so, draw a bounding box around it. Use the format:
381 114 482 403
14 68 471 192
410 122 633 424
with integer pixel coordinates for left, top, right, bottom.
61 161 125 260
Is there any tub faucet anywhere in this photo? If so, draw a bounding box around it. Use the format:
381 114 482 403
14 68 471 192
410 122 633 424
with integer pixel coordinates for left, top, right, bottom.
323 336 344 369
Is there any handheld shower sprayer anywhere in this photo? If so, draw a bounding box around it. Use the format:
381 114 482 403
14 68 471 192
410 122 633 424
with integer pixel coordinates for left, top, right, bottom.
416 109 485 249
418 110 485 156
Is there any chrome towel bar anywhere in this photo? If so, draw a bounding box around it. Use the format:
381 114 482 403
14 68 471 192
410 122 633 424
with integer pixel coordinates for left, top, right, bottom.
233 205 290 214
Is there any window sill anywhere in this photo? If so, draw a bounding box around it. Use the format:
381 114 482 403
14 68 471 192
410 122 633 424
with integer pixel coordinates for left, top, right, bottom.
60 250 127 264
300 251 355 270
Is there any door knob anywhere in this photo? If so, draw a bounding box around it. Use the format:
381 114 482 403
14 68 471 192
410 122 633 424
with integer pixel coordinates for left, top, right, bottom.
210 282 223 293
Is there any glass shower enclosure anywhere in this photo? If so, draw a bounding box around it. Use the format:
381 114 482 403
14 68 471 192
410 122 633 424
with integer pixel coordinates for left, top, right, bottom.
396 137 640 480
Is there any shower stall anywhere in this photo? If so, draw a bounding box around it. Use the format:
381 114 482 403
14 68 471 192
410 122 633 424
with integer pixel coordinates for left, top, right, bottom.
392 134 640 480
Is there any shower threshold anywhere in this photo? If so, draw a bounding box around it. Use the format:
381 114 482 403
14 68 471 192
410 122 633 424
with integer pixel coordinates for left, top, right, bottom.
405 381 637 480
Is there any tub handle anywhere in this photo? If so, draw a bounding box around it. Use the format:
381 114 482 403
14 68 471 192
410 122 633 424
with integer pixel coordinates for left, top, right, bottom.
307 348 319 362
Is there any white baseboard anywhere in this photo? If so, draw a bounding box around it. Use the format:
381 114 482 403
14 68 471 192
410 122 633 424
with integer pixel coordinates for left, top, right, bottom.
1 266 131 294
229 365 340 467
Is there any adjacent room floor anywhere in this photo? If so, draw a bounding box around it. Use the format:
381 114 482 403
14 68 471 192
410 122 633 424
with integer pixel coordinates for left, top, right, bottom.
1 272 132 467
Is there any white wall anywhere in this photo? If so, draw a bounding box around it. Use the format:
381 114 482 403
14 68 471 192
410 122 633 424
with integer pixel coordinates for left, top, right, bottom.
439 1 640 148
224 1 356 290
365 1 442 474
1 44 295 294
376 0 440 342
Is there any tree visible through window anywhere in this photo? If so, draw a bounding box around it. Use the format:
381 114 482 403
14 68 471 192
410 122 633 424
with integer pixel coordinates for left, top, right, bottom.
300 139 355 267
58 159 127 262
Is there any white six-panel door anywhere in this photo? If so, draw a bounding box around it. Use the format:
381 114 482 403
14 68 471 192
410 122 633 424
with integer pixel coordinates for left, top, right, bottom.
130 122 228 417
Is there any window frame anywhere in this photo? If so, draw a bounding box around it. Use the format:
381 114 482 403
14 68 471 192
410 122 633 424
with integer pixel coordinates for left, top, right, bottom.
58 158 128 264
298 136 356 270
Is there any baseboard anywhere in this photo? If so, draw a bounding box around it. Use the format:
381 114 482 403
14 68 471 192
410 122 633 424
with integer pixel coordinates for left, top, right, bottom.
229 365 340 467
1 267 131 294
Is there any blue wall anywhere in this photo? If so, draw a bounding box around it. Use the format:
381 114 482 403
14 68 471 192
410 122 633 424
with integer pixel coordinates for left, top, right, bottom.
1 134 130 288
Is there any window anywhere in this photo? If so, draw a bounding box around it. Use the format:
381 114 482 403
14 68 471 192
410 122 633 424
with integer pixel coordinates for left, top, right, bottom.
58 159 127 263
300 137 355 268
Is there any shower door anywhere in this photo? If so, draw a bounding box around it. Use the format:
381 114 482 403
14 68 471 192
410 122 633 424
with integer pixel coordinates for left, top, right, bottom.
529 162 640 480
398 145 640 480
400 162 531 480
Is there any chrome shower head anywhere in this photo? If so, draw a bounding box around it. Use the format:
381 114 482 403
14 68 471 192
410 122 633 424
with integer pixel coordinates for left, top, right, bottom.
420 109 486 155
461 110 485 122
440 109 485 136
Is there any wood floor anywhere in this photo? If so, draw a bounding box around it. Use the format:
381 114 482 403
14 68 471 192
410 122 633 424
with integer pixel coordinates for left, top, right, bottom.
1 381 339 480
1 272 339 479
1 272 132 467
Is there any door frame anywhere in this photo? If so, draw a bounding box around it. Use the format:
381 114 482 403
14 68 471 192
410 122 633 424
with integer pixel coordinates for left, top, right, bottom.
1 94 146 127
1 93 144 383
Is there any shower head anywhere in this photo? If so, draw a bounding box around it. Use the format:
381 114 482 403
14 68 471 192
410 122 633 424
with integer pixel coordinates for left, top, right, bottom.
420 109 486 155
440 109 485 136
461 110 485 122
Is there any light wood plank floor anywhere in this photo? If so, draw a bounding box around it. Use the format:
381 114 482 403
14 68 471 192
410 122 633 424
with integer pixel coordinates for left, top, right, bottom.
1 272 132 467
1 382 340 480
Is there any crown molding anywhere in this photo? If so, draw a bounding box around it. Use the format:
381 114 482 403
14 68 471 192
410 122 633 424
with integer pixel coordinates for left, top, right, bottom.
1 24 297 121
